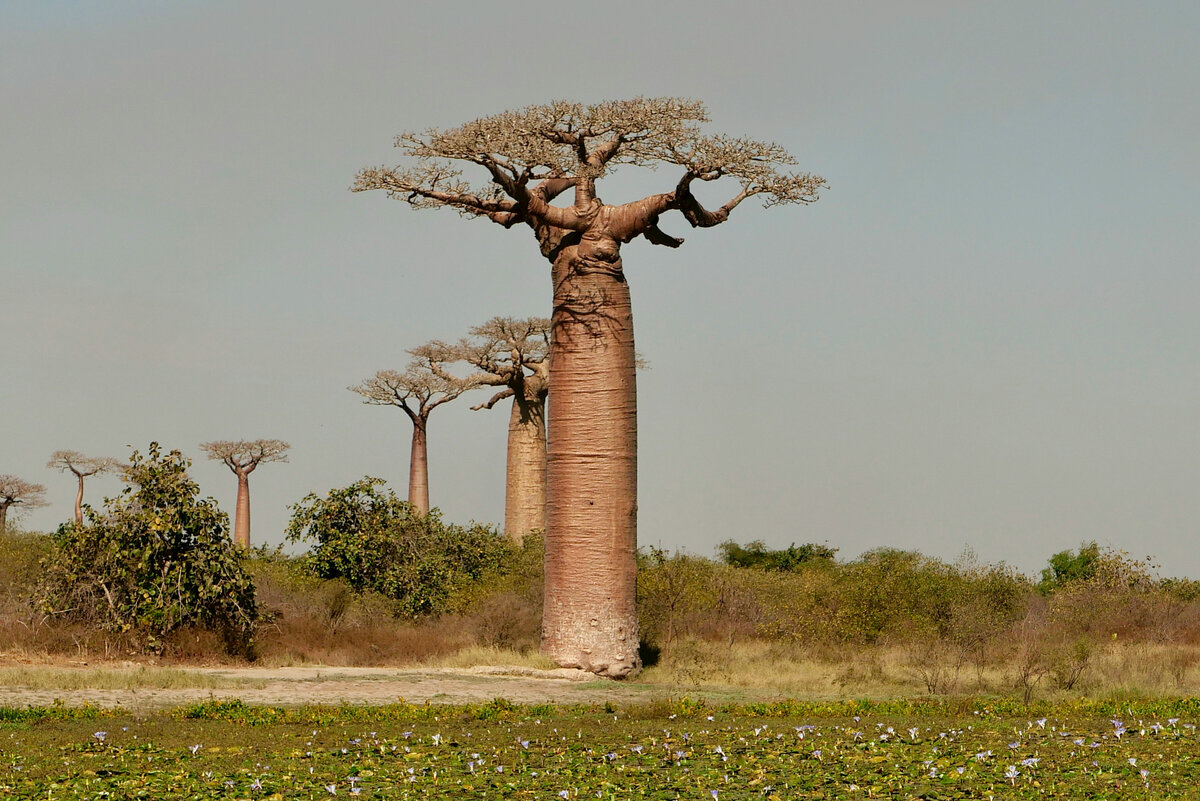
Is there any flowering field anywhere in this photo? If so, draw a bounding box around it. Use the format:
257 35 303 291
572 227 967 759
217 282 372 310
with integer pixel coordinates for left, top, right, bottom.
3 698 1200 798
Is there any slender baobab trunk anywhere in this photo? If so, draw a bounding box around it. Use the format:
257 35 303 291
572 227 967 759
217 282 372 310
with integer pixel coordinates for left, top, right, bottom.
0 505 8 535
409 419 430 515
233 471 251 549
73 473 85 525
505 387 547 543
543 248 640 678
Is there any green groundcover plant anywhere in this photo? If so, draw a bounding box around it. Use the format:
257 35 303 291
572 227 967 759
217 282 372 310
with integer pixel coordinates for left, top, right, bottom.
4 698 1200 798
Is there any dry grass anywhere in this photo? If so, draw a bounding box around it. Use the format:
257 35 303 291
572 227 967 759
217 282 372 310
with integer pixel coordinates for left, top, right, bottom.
635 637 1200 700
0 665 264 691
426 645 557 671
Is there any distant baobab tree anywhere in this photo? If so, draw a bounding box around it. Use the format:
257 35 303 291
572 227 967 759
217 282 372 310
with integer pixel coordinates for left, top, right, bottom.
0 475 48 534
456 317 551 544
354 98 823 677
199 439 290 549
47 450 120 525
351 347 479 515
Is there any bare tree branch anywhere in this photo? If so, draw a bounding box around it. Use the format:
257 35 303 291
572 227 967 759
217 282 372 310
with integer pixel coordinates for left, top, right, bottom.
471 387 516 411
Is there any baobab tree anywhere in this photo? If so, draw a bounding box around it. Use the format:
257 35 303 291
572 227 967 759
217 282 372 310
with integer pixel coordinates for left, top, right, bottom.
198 439 290 549
456 317 551 544
0 475 48 534
47 450 120 525
354 98 824 677
351 347 479 514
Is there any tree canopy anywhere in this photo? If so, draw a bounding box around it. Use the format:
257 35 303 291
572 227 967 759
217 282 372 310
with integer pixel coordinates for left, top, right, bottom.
354 97 824 247
47 450 121 477
47 450 121 525
199 439 290 473
0 475 48 533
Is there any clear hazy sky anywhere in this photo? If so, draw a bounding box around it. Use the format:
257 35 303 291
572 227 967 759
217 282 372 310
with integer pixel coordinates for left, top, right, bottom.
3 1 1197 578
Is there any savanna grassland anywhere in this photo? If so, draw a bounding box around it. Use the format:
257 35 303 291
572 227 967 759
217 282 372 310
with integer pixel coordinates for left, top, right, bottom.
4 518 1200 700
6 485 1200 798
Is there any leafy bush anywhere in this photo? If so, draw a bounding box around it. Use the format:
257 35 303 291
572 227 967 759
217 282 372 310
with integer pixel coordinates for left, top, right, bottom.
716 539 837 571
1038 540 1101 593
36 443 258 655
285 477 511 617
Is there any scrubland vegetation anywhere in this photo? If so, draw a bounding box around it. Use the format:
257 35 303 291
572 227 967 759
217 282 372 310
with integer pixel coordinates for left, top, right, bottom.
3 463 1199 703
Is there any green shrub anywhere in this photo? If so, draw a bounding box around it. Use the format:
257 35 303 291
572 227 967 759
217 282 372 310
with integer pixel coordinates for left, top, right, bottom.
716 539 837 571
1038 541 1101 593
285 477 511 617
35 444 258 655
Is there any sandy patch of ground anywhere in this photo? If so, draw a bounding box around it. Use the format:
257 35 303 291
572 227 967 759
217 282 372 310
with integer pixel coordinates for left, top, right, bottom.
0 665 684 710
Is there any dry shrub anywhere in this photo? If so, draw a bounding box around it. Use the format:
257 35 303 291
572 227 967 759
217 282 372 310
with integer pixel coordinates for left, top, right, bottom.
0 530 51 615
0 619 142 664
255 613 469 667
832 655 885 691
161 627 233 664
246 556 472 666
462 591 540 651
1166 646 1200 688
902 634 965 695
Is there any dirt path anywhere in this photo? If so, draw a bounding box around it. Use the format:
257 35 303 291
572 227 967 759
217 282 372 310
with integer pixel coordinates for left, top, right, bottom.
0 665 730 710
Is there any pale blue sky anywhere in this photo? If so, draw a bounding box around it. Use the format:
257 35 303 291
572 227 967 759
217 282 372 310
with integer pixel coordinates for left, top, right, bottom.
3 2 1198 577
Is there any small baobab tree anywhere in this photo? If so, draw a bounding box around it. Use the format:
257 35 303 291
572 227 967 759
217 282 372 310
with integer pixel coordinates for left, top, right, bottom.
456 317 551 544
351 347 478 515
0 475 48 534
199 439 290 549
47 450 120 525
354 98 823 677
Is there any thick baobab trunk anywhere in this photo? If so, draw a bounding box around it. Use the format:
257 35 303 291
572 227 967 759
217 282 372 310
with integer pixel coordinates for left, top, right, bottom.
74 473 85 525
505 389 547 543
543 248 640 678
409 419 430 515
233 471 251 549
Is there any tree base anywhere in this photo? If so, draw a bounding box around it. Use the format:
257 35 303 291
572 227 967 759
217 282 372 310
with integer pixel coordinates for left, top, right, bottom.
540 610 641 679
